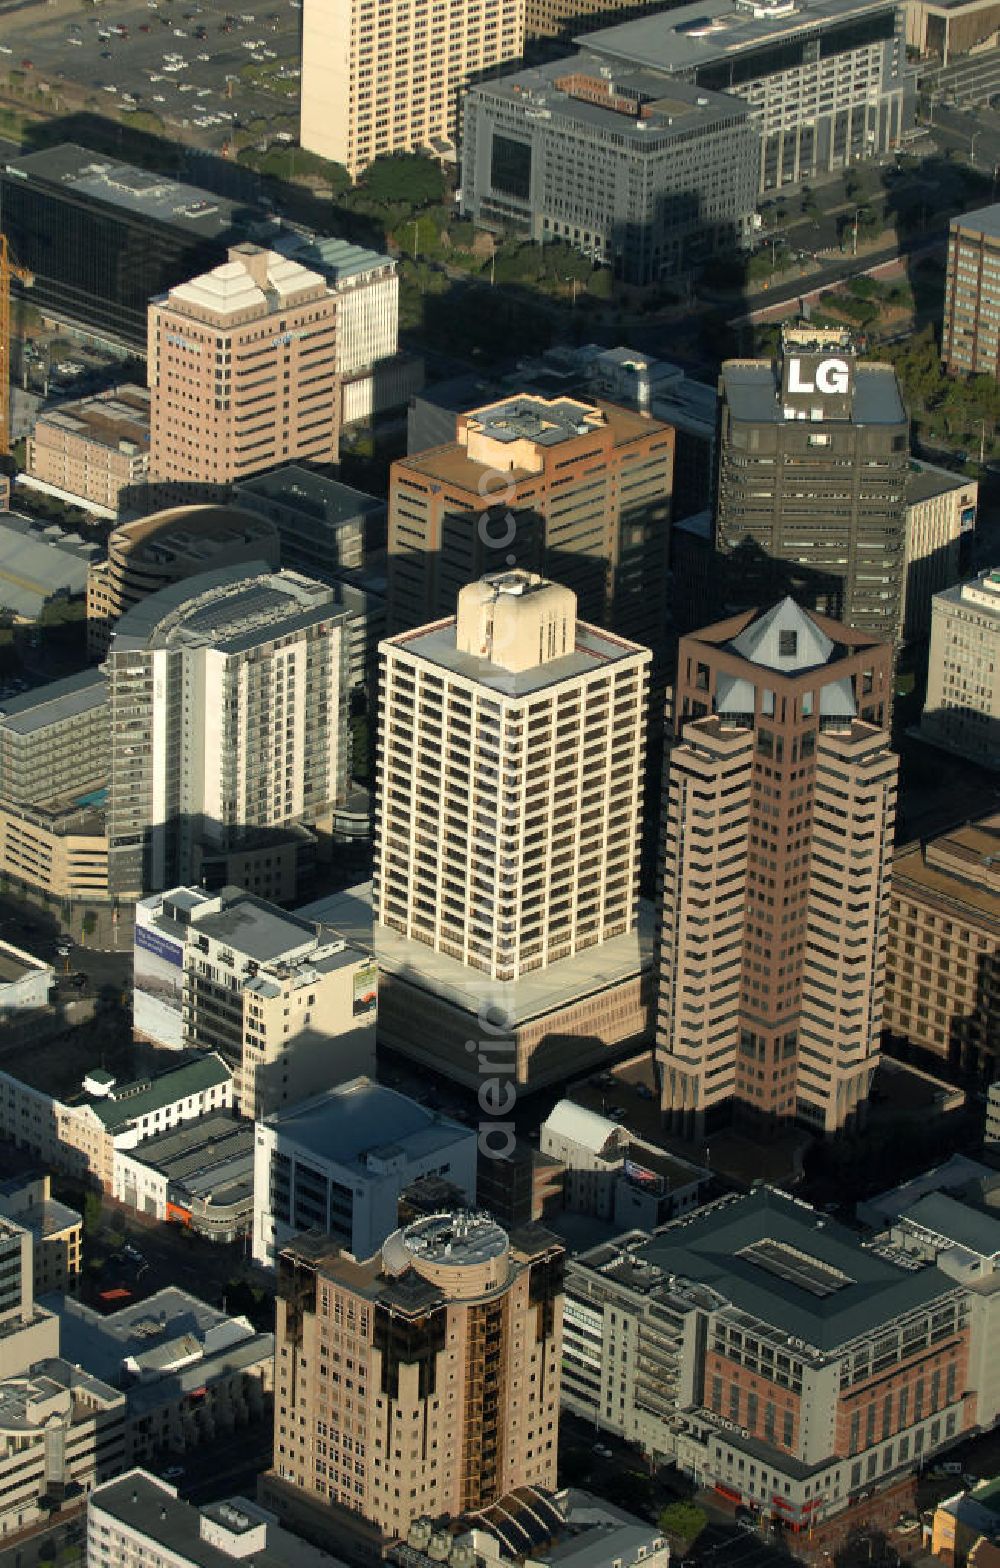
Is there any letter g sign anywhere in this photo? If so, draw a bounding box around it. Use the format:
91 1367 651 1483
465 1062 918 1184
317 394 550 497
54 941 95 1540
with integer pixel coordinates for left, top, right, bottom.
815 358 849 395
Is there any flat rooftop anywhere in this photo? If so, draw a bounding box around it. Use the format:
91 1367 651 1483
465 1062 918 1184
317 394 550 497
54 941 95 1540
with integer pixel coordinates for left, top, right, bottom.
906 459 973 506
952 201 1000 242
299 883 655 1025
0 937 50 985
581 0 899 74
584 1189 959 1353
36 385 150 453
388 613 649 697
402 398 666 492
721 358 908 426
262 1076 474 1172
4 144 261 242
234 466 386 526
48 1285 271 1393
111 563 339 656
892 818 1000 926
186 896 318 964
0 669 107 735
90 1473 347 1568
0 512 99 619
473 52 748 141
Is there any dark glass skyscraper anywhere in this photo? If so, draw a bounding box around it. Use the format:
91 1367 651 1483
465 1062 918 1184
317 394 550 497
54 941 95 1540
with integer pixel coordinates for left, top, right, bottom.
715 325 909 645
0 144 268 352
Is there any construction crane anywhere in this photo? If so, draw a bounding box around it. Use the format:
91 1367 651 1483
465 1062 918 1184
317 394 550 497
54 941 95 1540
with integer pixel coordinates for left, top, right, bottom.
0 234 34 461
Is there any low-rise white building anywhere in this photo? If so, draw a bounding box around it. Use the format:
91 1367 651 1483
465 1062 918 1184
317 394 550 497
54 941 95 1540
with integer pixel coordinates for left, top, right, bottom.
542 1099 707 1230
88 1469 349 1568
112 1112 254 1242
0 1051 233 1192
49 1286 273 1467
253 1076 477 1266
0 938 53 1015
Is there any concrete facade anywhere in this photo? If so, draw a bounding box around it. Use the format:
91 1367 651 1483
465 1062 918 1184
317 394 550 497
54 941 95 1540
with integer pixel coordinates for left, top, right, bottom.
921 569 1000 771
0 1173 81 1297
461 63 757 285
884 814 1000 1078
716 326 909 646
387 397 673 659
148 245 339 492
902 463 977 643
581 0 911 195
943 205 1000 376
300 0 524 177
657 600 897 1136
105 566 349 900
252 1078 478 1266
27 385 150 514
134 886 376 1118
562 1190 975 1532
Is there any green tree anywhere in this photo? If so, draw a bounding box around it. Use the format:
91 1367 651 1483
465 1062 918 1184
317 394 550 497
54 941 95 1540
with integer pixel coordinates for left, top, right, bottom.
658 1502 708 1549
361 153 444 209
83 1191 102 1235
82 910 97 937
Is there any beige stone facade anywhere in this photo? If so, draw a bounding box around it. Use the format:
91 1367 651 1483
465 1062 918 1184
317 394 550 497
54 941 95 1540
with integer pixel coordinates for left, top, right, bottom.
86 504 280 658
902 463 976 642
387 397 674 659
300 0 524 178
657 600 897 1137
884 814 1000 1077
0 1174 82 1298
377 572 649 983
921 568 1000 770
148 245 339 492
263 1212 563 1557
27 385 150 515
0 799 109 902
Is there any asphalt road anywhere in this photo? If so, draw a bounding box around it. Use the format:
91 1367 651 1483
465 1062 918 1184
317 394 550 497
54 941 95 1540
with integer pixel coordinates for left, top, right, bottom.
0 0 301 150
926 101 1000 177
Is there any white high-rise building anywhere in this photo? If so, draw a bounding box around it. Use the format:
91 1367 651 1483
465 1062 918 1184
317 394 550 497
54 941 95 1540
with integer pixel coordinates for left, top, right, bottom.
375 571 649 982
300 0 524 178
106 564 348 899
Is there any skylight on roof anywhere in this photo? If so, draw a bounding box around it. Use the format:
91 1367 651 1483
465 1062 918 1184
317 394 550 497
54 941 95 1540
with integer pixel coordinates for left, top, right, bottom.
739 1238 854 1296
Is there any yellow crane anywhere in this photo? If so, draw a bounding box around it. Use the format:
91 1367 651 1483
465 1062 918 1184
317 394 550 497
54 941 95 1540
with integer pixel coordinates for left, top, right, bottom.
0 234 34 461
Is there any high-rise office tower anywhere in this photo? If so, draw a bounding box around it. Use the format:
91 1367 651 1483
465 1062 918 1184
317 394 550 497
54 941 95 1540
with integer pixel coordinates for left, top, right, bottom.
387 395 674 663
373 571 654 1086
299 0 524 179
261 1211 564 1555
148 245 339 492
715 326 909 645
920 568 1000 770
656 598 897 1136
106 565 348 899
377 571 648 980
943 204 1000 376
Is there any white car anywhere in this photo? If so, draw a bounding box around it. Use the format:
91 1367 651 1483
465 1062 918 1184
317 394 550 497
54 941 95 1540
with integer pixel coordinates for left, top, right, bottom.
196 86 211 96
197 51 210 59
68 35 83 44
0 45 12 54
149 71 163 80
153 93 166 101
102 83 117 93
178 82 195 91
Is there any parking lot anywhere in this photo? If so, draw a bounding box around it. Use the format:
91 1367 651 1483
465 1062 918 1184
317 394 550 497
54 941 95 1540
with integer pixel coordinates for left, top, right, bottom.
0 0 302 150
